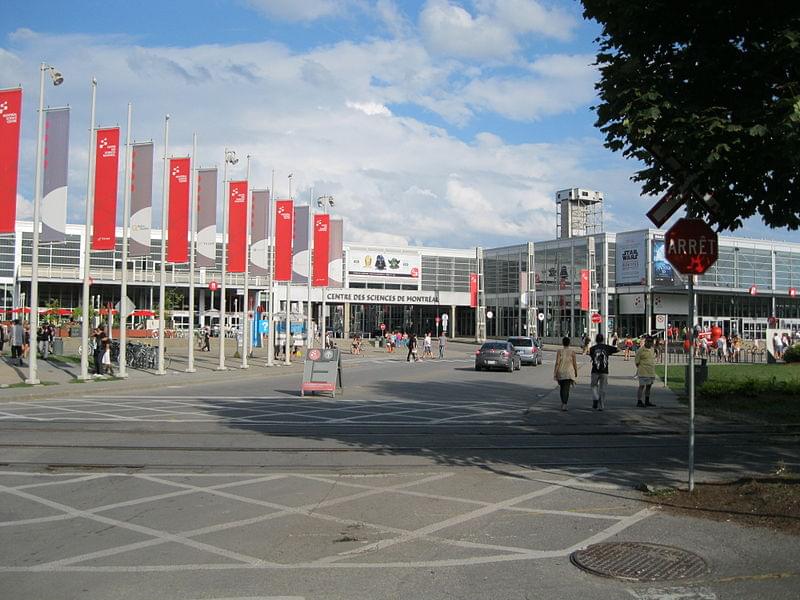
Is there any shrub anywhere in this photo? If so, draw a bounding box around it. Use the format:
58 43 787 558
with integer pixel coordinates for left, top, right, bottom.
783 343 800 363
698 377 800 399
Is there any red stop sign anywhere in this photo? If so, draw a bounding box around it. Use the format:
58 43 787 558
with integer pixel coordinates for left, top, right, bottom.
591 313 602 324
665 218 719 274
208 280 219 291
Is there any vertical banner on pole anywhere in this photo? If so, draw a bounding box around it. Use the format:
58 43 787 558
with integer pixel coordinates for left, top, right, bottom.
0 88 22 233
274 200 294 281
41 107 70 243
129 142 154 256
92 127 120 250
328 217 343 288
291 205 310 284
312 214 330 286
195 167 217 267
469 273 478 308
580 269 590 311
227 180 247 273
167 157 190 263
250 189 269 275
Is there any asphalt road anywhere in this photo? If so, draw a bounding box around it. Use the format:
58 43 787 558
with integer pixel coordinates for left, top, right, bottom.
1 347 799 599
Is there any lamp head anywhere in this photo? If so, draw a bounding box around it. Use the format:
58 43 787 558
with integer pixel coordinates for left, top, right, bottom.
46 66 64 86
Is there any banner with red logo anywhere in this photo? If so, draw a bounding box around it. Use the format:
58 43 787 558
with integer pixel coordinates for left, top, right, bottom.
92 127 120 250
312 214 330 286
469 273 478 308
0 88 22 233
274 200 294 281
167 157 190 263
227 180 248 273
580 269 590 311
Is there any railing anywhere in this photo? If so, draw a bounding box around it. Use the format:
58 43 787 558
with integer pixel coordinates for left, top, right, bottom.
16 265 271 287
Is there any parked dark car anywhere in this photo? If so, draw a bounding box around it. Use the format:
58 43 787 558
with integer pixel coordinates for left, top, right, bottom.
475 341 521 372
507 336 542 366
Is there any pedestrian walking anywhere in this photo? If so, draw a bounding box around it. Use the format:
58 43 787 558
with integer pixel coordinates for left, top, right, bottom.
772 332 783 360
10 319 24 366
102 335 114 376
623 335 633 361
407 333 419 362
553 336 578 411
635 337 657 407
423 332 432 359
201 327 211 352
438 332 446 359
0 322 7 354
93 326 107 376
589 333 618 411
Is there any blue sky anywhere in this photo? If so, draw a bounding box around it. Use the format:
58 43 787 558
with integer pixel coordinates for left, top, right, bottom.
3 0 797 246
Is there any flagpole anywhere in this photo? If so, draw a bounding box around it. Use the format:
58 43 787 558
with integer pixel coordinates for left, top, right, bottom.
118 102 132 378
266 169 275 367
156 115 169 375
186 132 198 372
218 148 235 370
241 155 251 369
307 189 313 349
80 78 97 381
285 173 292 366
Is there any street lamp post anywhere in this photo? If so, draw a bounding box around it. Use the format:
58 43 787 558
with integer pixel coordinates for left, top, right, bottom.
217 148 238 370
79 78 98 381
27 63 63 385
156 115 170 376
316 195 334 347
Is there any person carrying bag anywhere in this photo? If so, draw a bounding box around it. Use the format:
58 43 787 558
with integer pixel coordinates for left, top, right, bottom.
553 336 578 411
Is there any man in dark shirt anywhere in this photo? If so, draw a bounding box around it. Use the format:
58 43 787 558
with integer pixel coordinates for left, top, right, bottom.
589 333 619 411
93 326 107 375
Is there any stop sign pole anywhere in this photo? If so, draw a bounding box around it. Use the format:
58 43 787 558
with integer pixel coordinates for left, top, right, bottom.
665 217 719 492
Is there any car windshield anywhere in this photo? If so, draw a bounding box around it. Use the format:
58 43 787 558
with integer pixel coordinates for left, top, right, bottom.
481 342 507 350
508 338 533 347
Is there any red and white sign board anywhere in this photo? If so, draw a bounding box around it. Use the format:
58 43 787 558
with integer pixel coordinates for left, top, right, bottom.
665 218 719 275
591 313 602 324
208 280 219 292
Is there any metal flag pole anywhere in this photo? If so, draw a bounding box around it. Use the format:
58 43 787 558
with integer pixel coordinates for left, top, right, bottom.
118 102 132 378
285 173 292 366
218 148 235 370
186 132 198 372
307 189 313 349
241 155 251 369
266 169 275 367
80 78 98 381
156 115 170 375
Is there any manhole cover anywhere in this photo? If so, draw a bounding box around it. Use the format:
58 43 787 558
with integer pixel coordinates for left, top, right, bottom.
570 542 708 582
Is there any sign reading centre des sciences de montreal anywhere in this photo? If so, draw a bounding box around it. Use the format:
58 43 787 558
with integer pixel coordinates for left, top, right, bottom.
324 290 439 305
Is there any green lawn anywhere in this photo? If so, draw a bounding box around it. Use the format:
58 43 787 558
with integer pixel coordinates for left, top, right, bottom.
656 363 800 423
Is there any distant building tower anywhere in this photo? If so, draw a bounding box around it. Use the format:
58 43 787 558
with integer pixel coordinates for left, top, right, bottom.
556 188 604 239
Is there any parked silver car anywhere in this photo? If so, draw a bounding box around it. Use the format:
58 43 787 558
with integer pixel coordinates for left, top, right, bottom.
475 341 521 372
507 336 542 366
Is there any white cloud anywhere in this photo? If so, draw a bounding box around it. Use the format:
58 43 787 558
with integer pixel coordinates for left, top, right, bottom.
243 0 344 22
16 193 32 219
346 100 392 116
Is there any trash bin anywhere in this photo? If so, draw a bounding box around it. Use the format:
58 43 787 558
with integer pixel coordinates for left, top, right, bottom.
52 337 64 356
685 358 708 393
69 326 81 337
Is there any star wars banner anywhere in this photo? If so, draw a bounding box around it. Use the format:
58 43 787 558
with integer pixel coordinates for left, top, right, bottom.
129 142 154 257
328 217 343 289
41 107 70 243
92 127 120 251
195 167 217 268
167 157 190 263
0 88 22 233
291 205 310 284
250 189 269 276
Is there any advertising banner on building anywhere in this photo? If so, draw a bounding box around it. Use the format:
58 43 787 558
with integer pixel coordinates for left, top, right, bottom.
615 231 647 286
0 87 22 234
129 142 154 257
328 217 343 288
470 273 478 308
652 239 682 287
41 107 69 243
167 157 190 263
227 180 248 273
274 200 294 281
580 269 590 311
250 189 269 275
292 205 310 284
348 249 421 279
312 214 330 286
92 127 120 251
195 167 217 267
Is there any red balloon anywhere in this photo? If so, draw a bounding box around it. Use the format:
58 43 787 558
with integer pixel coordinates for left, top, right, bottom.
710 326 722 343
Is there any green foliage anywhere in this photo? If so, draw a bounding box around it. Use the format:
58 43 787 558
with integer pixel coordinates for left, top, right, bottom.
582 1 800 231
783 343 800 363
697 377 800 399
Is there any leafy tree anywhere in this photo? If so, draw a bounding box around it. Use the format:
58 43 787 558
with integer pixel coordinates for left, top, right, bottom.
583 1 800 231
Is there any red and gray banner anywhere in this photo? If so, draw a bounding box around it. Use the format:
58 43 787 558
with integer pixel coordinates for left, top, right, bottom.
274 200 294 281
580 269 590 311
41 107 70 243
92 127 120 251
328 217 343 289
195 167 217 268
0 88 22 233
167 157 190 263
291 205 310 284
227 180 248 273
129 142 154 257
312 214 330 286
250 189 270 275
469 273 478 308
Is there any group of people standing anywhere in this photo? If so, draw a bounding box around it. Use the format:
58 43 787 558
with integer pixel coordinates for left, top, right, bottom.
403 332 446 362
1 319 30 366
553 334 657 412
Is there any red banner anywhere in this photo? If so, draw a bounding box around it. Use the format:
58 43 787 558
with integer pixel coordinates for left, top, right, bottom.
274 200 294 281
580 269 590 311
92 127 120 250
312 214 330 286
0 88 22 233
167 157 190 263
227 180 248 273
469 273 478 308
